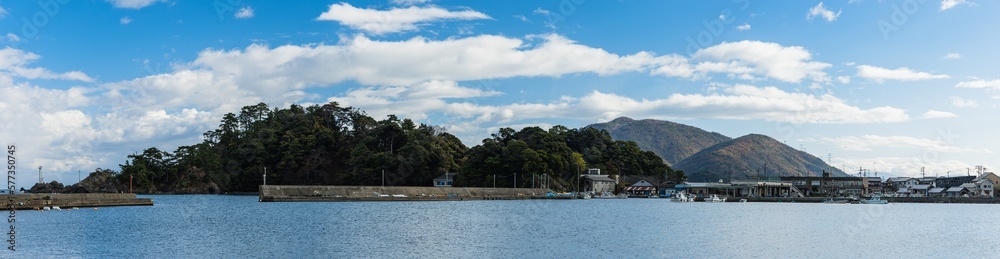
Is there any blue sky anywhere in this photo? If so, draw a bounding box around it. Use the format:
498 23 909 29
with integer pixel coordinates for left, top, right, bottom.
2 0 998 186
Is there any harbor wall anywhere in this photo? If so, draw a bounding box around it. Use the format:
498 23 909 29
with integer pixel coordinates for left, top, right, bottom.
259 185 551 202
884 197 1000 204
1 193 154 210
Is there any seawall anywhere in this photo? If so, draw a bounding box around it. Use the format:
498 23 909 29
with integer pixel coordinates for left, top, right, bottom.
259 185 552 202
1 193 154 210
885 197 1000 204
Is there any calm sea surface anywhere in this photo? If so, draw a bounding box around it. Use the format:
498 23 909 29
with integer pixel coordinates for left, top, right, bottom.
8 195 1000 258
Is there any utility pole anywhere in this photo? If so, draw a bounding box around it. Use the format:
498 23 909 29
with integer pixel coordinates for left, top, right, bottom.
493 174 496 188
514 173 517 189
382 169 385 186
38 166 43 184
263 167 267 186
78 170 81 183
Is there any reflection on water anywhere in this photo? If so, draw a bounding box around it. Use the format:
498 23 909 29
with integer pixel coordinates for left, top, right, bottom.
10 195 1000 258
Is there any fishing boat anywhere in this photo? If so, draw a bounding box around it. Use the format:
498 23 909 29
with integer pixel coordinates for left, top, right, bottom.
593 191 627 199
859 194 889 204
671 192 695 202
704 194 726 203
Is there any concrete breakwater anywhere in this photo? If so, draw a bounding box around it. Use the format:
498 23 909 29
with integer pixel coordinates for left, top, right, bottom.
259 185 552 202
1 193 153 210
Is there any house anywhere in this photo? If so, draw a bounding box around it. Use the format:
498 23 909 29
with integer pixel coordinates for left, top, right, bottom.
972 173 1000 197
973 178 994 197
907 184 932 197
658 183 677 198
580 169 616 194
623 180 657 198
945 186 971 197
865 177 884 195
916 177 938 186
433 172 457 187
885 177 919 192
959 182 979 194
934 176 976 189
927 187 946 197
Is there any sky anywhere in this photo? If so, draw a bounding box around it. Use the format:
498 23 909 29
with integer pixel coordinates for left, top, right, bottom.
1 0 998 187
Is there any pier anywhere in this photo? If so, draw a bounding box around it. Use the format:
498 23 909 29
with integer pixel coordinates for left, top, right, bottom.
1 193 154 210
259 185 552 202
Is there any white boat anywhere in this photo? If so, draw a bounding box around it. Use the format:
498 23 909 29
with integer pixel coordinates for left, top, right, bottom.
43 206 51 211
52 206 62 210
593 191 626 199
739 198 748 203
704 194 726 203
859 194 889 204
671 192 695 202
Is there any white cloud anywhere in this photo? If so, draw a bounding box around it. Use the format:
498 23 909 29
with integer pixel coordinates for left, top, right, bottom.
235 6 254 19
837 76 851 84
0 6 8 19
120 17 132 25
191 34 667 88
807 2 841 22
921 110 958 119
533 8 550 15
950 96 978 108
941 0 970 11
831 156 979 178
5 33 19 42
316 3 491 35
391 0 431 6
942 53 962 59
955 79 1000 89
513 15 528 22
332 84 911 136
736 23 751 31
0 47 94 82
856 65 949 82
688 40 831 83
820 135 984 153
106 0 162 9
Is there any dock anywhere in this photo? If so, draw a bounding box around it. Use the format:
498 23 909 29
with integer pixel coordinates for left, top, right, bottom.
1 193 154 210
259 185 552 202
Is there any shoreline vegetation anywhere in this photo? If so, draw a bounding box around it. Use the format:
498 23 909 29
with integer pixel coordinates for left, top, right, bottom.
31 102 678 195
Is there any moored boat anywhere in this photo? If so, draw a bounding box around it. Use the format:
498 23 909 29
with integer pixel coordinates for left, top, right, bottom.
859 194 888 204
704 194 726 203
671 192 695 202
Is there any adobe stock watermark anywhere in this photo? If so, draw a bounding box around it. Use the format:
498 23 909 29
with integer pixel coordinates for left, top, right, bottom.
539 0 587 29
843 125 960 238
213 0 244 21
685 0 750 56
877 0 930 41
10 0 72 48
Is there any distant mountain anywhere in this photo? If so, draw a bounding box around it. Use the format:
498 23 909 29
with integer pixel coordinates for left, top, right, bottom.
673 134 849 182
587 117 730 165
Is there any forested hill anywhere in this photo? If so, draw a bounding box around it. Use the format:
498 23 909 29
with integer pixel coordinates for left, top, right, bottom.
77 103 680 194
586 117 731 165
674 134 849 182
111 102 468 193
455 126 684 190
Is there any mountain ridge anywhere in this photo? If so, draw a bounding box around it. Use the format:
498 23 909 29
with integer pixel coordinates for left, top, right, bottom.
674 133 849 182
586 117 730 166
588 117 848 182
